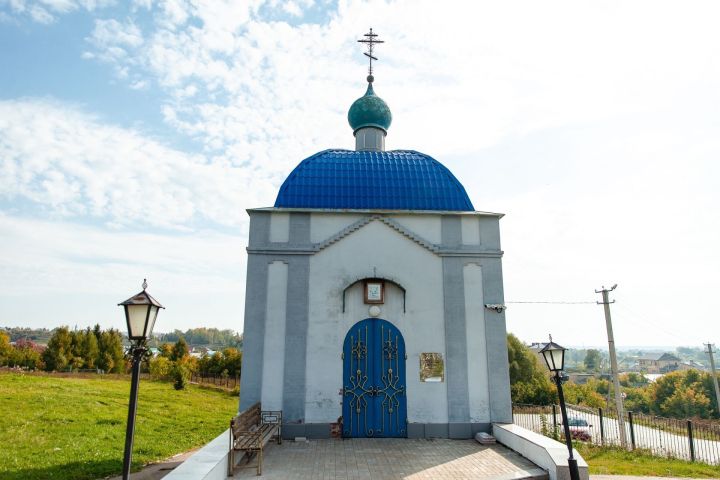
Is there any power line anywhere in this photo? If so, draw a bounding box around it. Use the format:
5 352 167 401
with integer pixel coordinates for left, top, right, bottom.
506 301 596 304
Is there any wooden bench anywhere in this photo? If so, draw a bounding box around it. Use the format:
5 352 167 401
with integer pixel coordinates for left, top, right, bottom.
228 403 282 476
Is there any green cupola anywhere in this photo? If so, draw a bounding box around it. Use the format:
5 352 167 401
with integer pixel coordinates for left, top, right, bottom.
347 78 392 134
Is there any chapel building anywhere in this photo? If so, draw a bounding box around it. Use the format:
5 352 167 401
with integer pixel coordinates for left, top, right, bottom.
239 56 512 439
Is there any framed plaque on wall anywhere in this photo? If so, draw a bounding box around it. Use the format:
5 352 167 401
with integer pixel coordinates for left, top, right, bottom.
364 280 384 304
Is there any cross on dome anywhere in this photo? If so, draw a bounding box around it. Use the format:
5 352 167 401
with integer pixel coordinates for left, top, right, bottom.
357 28 384 82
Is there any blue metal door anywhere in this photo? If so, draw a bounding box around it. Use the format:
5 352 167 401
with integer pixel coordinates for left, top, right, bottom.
342 318 406 437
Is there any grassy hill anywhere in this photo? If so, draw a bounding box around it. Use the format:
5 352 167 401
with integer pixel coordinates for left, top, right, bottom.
0 371 238 480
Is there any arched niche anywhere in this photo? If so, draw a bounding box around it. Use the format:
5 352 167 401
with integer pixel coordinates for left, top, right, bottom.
342 277 406 313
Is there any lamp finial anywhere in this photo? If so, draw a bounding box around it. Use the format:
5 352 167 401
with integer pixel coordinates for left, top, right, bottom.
142 279 148 291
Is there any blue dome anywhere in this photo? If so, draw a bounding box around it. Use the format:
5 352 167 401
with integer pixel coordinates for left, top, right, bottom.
348 83 392 133
274 149 474 211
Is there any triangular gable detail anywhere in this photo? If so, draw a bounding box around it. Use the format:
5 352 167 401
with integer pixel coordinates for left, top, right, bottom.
315 215 439 254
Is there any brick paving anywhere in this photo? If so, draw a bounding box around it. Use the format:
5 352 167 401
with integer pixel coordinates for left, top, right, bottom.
230 438 547 479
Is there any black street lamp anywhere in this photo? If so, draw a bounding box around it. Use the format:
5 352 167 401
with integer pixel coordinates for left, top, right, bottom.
540 336 581 480
118 279 164 480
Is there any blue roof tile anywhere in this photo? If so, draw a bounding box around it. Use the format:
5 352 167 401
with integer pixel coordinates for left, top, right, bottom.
274 150 474 211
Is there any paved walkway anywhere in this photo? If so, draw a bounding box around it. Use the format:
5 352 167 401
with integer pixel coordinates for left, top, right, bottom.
231 438 546 479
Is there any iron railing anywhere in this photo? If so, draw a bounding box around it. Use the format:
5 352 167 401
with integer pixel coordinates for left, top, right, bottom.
512 403 720 465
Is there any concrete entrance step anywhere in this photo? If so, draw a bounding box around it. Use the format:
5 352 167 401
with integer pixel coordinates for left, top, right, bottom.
228 438 549 479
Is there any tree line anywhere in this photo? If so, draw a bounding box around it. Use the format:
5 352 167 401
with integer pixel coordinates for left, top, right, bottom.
0 325 125 373
1 327 243 388
156 328 242 348
508 333 720 420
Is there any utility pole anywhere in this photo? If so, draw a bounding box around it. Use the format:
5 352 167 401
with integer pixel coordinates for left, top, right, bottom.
596 284 627 449
705 343 720 418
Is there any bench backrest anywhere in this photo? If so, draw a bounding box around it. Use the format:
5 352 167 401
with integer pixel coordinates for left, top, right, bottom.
231 402 261 435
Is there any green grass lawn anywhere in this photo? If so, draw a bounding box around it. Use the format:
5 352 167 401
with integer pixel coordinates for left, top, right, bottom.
577 443 720 477
0 371 238 480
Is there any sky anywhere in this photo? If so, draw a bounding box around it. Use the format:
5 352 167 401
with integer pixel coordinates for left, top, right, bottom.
0 0 719 348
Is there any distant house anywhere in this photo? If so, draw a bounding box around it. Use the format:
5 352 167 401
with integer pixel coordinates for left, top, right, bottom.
677 360 706 372
636 353 681 374
568 373 596 384
189 347 216 359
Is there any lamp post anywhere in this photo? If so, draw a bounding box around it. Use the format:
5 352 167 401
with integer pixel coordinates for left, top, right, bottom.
540 336 580 480
118 279 164 480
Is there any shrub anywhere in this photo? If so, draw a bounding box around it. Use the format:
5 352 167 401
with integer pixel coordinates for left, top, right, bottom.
173 363 189 390
149 356 173 380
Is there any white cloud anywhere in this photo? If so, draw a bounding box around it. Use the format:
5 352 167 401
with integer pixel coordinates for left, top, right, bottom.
0 99 276 229
29 4 53 22
39 0 76 13
3 0 115 21
91 18 143 48
129 79 148 89
282 1 302 17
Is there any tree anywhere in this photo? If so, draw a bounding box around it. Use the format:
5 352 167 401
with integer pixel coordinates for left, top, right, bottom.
172 337 189 361
43 326 73 371
0 331 11 365
149 356 173 380
563 382 605 408
69 330 86 370
82 328 99 369
222 348 242 376
661 387 711 418
173 362 189 390
158 343 174 359
507 333 556 405
620 372 648 388
97 329 125 373
9 339 42 369
624 387 651 414
583 349 602 371
649 369 716 418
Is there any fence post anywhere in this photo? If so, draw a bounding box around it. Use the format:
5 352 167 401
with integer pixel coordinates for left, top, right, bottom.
598 407 605 446
687 420 696 462
628 411 636 450
552 404 558 440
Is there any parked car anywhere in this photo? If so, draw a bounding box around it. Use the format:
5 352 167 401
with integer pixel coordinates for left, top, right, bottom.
566 417 592 432
564 417 592 441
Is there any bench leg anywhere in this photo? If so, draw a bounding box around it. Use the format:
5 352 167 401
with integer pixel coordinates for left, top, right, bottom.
228 448 234 477
257 447 263 476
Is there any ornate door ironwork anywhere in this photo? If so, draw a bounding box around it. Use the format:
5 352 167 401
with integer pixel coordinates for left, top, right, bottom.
342 318 406 438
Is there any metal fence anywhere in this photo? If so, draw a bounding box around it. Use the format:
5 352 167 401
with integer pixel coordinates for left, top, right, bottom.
190 372 239 389
512 403 720 465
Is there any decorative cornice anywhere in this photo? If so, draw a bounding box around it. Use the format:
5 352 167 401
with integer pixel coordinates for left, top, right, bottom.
247 214 503 258
438 251 504 258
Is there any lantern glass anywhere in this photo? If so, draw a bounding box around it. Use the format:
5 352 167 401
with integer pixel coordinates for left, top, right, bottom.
540 341 566 373
126 304 150 340
146 305 159 338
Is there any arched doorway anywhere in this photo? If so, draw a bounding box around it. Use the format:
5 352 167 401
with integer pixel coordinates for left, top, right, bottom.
342 318 407 438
